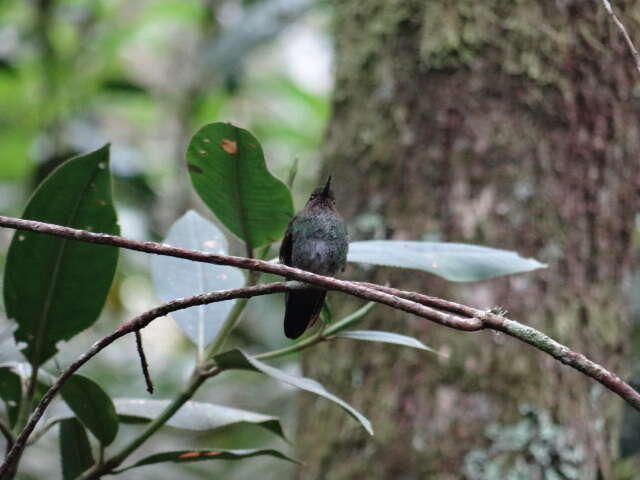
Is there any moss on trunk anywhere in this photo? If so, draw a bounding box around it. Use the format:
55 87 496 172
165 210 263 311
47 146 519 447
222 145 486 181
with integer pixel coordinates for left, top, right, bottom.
296 1 640 478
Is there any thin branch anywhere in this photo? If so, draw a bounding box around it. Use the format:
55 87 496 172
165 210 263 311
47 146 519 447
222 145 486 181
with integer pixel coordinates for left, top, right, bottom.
2 215 640 475
599 0 640 74
359 281 640 410
134 331 154 394
356 282 478 317
0 216 481 331
0 282 292 478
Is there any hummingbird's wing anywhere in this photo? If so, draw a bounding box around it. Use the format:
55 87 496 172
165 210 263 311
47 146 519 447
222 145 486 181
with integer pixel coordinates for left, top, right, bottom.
279 217 295 266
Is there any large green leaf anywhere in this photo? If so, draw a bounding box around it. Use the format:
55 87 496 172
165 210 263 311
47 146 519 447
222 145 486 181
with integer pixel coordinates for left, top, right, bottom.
60 374 118 446
151 211 245 352
117 448 298 473
348 241 546 282
215 349 373 435
114 398 285 440
187 122 293 249
59 418 94 480
3 145 119 366
335 330 438 353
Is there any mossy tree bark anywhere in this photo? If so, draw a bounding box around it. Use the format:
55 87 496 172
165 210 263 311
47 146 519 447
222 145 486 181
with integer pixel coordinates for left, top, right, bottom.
297 1 640 478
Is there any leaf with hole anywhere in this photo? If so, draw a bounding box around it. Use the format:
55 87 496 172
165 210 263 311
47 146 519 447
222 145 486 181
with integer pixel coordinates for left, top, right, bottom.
151 211 245 352
60 374 118 446
59 418 94 480
215 349 372 435
348 241 545 282
187 122 293 249
3 145 119 367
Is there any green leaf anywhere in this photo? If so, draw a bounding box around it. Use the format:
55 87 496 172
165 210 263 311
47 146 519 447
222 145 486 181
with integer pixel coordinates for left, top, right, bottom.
348 241 546 282
117 448 299 472
59 418 94 480
215 349 373 435
187 122 293 249
335 330 439 353
151 211 245 352
113 398 286 440
60 374 118 446
3 145 119 366
0 367 20 427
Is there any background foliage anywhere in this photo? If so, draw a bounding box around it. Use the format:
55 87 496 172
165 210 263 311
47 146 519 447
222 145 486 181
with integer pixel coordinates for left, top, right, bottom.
0 1 331 478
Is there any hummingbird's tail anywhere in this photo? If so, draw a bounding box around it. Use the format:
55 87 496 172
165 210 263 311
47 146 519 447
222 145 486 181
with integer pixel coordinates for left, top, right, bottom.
284 288 326 339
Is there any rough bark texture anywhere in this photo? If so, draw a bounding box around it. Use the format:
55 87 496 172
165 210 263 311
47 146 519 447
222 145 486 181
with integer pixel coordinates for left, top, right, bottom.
297 1 640 479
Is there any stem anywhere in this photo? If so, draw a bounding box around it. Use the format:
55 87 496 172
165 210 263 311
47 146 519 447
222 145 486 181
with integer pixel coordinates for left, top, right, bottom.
203 297 250 360
79 371 211 479
203 243 264 360
12 367 37 437
0 283 290 479
33 0 64 152
134 331 154 394
255 330 326 361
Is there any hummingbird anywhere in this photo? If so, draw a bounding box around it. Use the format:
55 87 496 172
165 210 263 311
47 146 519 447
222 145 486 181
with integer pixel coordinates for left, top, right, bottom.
279 177 349 339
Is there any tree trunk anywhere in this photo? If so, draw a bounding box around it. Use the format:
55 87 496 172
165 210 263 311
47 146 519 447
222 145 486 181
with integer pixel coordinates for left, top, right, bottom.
297 1 640 478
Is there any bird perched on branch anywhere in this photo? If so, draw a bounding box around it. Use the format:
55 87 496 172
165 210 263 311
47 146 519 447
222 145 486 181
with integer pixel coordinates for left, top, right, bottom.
279 177 348 339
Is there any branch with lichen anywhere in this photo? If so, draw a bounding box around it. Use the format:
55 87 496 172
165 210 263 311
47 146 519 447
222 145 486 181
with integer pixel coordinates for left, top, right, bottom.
0 214 639 476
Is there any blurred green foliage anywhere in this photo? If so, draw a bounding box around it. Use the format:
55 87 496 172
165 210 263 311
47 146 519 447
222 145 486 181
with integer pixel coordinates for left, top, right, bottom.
0 0 330 478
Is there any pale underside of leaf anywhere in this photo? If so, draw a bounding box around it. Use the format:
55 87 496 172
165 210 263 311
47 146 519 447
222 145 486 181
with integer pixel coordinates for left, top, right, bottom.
335 330 440 354
348 240 546 282
215 349 373 435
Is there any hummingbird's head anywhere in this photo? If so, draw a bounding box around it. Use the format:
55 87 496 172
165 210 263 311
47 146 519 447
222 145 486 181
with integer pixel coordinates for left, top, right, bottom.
307 176 335 207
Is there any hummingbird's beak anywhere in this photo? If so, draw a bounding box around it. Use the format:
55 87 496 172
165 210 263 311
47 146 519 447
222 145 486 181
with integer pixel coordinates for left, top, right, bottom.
322 176 332 196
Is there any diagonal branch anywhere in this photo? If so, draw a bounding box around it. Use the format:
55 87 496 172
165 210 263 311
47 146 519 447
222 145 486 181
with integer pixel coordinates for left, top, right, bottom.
360 282 640 410
0 282 292 477
599 0 640 74
0 215 481 331
1 215 640 475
